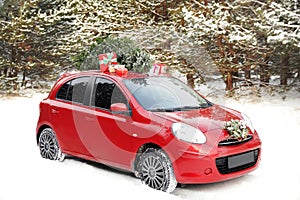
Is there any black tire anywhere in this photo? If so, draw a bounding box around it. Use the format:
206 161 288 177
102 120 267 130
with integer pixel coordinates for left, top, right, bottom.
38 128 65 161
138 148 177 193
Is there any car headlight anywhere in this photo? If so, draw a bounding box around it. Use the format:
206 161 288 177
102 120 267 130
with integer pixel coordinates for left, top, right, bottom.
241 113 255 133
171 123 206 144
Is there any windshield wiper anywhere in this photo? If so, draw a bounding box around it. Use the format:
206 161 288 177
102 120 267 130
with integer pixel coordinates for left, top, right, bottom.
149 106 202 112
172 104 212 111
148 103 211 112
198 103 212 109
171 106 201 111
148 108 176 112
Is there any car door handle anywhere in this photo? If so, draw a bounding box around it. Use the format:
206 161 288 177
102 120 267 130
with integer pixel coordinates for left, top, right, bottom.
51 108 60 114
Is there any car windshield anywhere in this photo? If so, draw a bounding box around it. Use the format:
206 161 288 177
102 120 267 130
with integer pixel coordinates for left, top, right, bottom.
123 76 212 112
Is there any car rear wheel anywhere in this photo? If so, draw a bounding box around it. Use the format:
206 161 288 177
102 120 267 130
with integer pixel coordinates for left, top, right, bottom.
38 128 65 161
138 148 177 193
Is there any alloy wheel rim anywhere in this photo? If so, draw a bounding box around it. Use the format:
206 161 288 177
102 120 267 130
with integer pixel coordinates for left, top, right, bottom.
141 155 165 190
39 131 57 160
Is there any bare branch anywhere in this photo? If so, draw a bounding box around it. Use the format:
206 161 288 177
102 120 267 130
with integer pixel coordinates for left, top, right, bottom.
134 1 167 19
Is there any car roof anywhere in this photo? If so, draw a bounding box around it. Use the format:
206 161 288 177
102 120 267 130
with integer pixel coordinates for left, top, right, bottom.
58 70 164 81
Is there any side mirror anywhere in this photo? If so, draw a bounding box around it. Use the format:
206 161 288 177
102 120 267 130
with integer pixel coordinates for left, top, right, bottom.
110 103 131 116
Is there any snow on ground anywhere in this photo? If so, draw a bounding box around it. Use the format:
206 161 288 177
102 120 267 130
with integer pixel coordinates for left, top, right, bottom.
0 89 300 200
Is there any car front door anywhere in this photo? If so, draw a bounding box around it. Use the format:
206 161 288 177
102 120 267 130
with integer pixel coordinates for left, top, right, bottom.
81 77 134 170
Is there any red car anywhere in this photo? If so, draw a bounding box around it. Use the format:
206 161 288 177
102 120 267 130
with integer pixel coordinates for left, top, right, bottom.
36 70 261 193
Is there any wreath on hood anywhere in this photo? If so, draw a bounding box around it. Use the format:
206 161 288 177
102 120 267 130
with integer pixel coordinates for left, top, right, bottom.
223 119 249 141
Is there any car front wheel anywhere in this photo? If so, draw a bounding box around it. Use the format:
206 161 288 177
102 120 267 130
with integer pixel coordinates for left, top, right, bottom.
138 148 177 193
38 128 65 161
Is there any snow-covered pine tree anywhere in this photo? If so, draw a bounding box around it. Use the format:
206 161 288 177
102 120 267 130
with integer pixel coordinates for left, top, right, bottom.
79 37 152 73
181 0 272 91
0 0 153 89
0 0 43 89
1 0 299 91
180 0 299 90
0 0 76 88
121 0 215 87
260 0 300 85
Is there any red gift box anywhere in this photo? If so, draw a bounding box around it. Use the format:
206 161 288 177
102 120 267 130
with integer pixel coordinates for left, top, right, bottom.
98 52 117 72
116 67 128 76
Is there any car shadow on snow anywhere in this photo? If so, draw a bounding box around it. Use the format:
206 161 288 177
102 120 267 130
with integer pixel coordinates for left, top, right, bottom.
64 156 256 194
174 174 257 193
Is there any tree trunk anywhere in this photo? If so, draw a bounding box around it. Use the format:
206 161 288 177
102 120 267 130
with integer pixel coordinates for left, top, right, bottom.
259 65 270 86
162 0 167 17
280 54 289 85
9 46 16 77
4 67 8 77
186 73 195 89
280 67 288 85
226 71 233 91
244 66 251 80
21 69 26 87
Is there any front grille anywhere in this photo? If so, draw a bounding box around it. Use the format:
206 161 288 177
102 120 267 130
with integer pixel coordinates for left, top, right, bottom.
218 135 253 146
215 149 260 174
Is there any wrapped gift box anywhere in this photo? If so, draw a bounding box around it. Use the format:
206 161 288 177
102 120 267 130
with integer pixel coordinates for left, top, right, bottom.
116 66 128 76
98 52 117 72
150 63 168 75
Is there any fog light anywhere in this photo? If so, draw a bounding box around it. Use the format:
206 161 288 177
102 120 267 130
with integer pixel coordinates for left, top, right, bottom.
204 168 212 175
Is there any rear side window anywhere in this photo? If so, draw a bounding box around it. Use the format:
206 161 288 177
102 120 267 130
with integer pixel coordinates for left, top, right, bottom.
56 81 70 100
56 76 90 104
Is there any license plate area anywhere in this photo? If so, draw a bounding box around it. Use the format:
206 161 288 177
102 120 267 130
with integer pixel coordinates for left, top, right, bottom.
228 151 255 169
215 149 259 174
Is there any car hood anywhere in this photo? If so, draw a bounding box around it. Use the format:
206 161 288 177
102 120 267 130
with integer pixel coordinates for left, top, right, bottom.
153 105 242 133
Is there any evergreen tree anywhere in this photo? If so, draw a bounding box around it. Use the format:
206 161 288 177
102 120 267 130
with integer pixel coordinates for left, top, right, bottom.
261 0 300 85
0 0 299 92
0 0 152 89
79 37 152 73
180 0 299 89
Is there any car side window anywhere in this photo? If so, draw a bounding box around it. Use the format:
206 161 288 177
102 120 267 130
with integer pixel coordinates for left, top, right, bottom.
56 81 70 100
56 76 90 104
92 77 128 110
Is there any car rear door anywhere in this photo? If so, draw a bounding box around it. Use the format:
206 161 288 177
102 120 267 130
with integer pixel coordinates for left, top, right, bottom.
50 76 93 157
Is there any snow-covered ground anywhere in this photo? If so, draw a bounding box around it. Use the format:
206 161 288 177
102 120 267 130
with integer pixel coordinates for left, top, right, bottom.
0 88 300 200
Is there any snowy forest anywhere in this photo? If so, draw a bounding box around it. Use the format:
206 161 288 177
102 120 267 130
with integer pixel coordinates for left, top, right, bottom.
0 0 299 94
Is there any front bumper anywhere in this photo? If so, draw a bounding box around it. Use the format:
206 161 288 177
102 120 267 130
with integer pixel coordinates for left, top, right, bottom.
168 130 261 184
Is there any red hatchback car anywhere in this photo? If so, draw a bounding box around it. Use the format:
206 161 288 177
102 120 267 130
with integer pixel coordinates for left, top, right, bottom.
36 70 261 193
